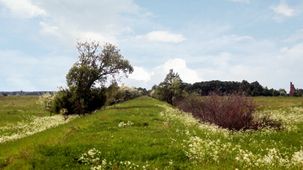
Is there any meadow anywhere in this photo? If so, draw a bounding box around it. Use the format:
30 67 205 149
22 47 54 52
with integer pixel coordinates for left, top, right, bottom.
0 96 303 169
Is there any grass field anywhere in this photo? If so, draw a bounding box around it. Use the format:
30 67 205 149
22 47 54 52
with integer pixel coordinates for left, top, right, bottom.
0 96 303 169
0 96 49 125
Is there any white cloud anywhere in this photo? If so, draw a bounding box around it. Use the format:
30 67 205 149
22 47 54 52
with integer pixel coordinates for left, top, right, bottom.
35 0 147 45
139 31 186 43
272 2 295 17
125 58 201 88
163 58 200 83
0 0 46 18
129 66 151 82
1 0 302 92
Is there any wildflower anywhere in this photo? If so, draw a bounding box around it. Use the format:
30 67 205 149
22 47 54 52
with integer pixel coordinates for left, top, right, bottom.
118 121 134 127
38 93 56 112
292 150 303 165
0 115 77 143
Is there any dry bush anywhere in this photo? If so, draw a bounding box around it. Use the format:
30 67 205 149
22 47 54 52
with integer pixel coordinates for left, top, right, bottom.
251 115 282 130
176 94 257 130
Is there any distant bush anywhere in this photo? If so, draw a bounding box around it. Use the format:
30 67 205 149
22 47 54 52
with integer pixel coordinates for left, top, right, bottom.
252 115 282 130
51 88 106 115
41 84 145 115
38 93 55 113
150 69 185 104
175 94 257 130
106 84 145 105
48 84 144 115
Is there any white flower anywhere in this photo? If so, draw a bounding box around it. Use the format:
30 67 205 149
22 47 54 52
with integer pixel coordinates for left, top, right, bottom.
0 115 77 143
118 121 134 127
292 150 303 165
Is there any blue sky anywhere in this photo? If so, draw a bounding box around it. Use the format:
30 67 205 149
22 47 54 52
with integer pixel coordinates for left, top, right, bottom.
0 0 303 91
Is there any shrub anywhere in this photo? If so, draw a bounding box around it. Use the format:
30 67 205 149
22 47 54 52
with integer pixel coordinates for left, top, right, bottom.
151 69 184 104
175 94 256 130
106 85 143 105
251 115 282 130
51 88 106 115
38 93 55 113
51 88 74 115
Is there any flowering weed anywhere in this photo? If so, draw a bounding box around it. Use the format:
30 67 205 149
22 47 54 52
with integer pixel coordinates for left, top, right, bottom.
0 115 77 143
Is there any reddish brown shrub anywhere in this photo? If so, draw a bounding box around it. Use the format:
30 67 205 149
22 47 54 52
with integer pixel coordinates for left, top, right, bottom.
176 94 256 130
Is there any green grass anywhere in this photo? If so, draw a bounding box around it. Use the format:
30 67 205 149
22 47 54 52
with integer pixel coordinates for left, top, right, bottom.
0 96 49 125
0 96 303 169
254 96 303 110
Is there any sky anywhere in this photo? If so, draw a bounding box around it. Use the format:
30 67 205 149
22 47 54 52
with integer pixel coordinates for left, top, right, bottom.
0 0 303 91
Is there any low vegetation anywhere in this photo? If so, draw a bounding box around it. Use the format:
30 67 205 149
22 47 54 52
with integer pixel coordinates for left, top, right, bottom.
175 94 256 130
175 94 284 130
151 70 283 131
0 96 49 125
1 96 303 169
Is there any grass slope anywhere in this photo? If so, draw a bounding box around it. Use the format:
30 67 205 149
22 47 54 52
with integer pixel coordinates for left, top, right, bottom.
0 96 303 169
0 97 187 169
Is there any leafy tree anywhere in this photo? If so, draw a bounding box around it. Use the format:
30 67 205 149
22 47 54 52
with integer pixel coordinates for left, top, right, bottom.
240 80 251 95
53 41 133 115
66 41 133 94
250 81 264 96
154 69 183 104
278 89 287 96
294 89 303 97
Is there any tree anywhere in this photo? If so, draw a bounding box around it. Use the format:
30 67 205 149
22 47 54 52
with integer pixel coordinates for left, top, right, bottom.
66 41 133 94
294 89 303 97
250 81 263 96
278 89 287 96
54 41 133 115
155 69 183 104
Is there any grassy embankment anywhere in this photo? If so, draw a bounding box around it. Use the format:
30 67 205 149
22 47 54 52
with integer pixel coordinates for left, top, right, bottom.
0 96 303 169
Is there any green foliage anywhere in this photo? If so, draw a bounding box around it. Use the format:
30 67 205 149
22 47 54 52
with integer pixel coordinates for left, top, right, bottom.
151 69 184 104
66 42 133 92
279 89 287 96
52 88 106 115
105 83 146 105
186 80 286 96
104 82 120 105
55 41 133 115
294 89 303 97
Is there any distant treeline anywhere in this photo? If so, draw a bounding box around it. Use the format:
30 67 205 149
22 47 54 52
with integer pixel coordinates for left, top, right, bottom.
179 80 303 96
0 91 55 96
2 80 303 97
